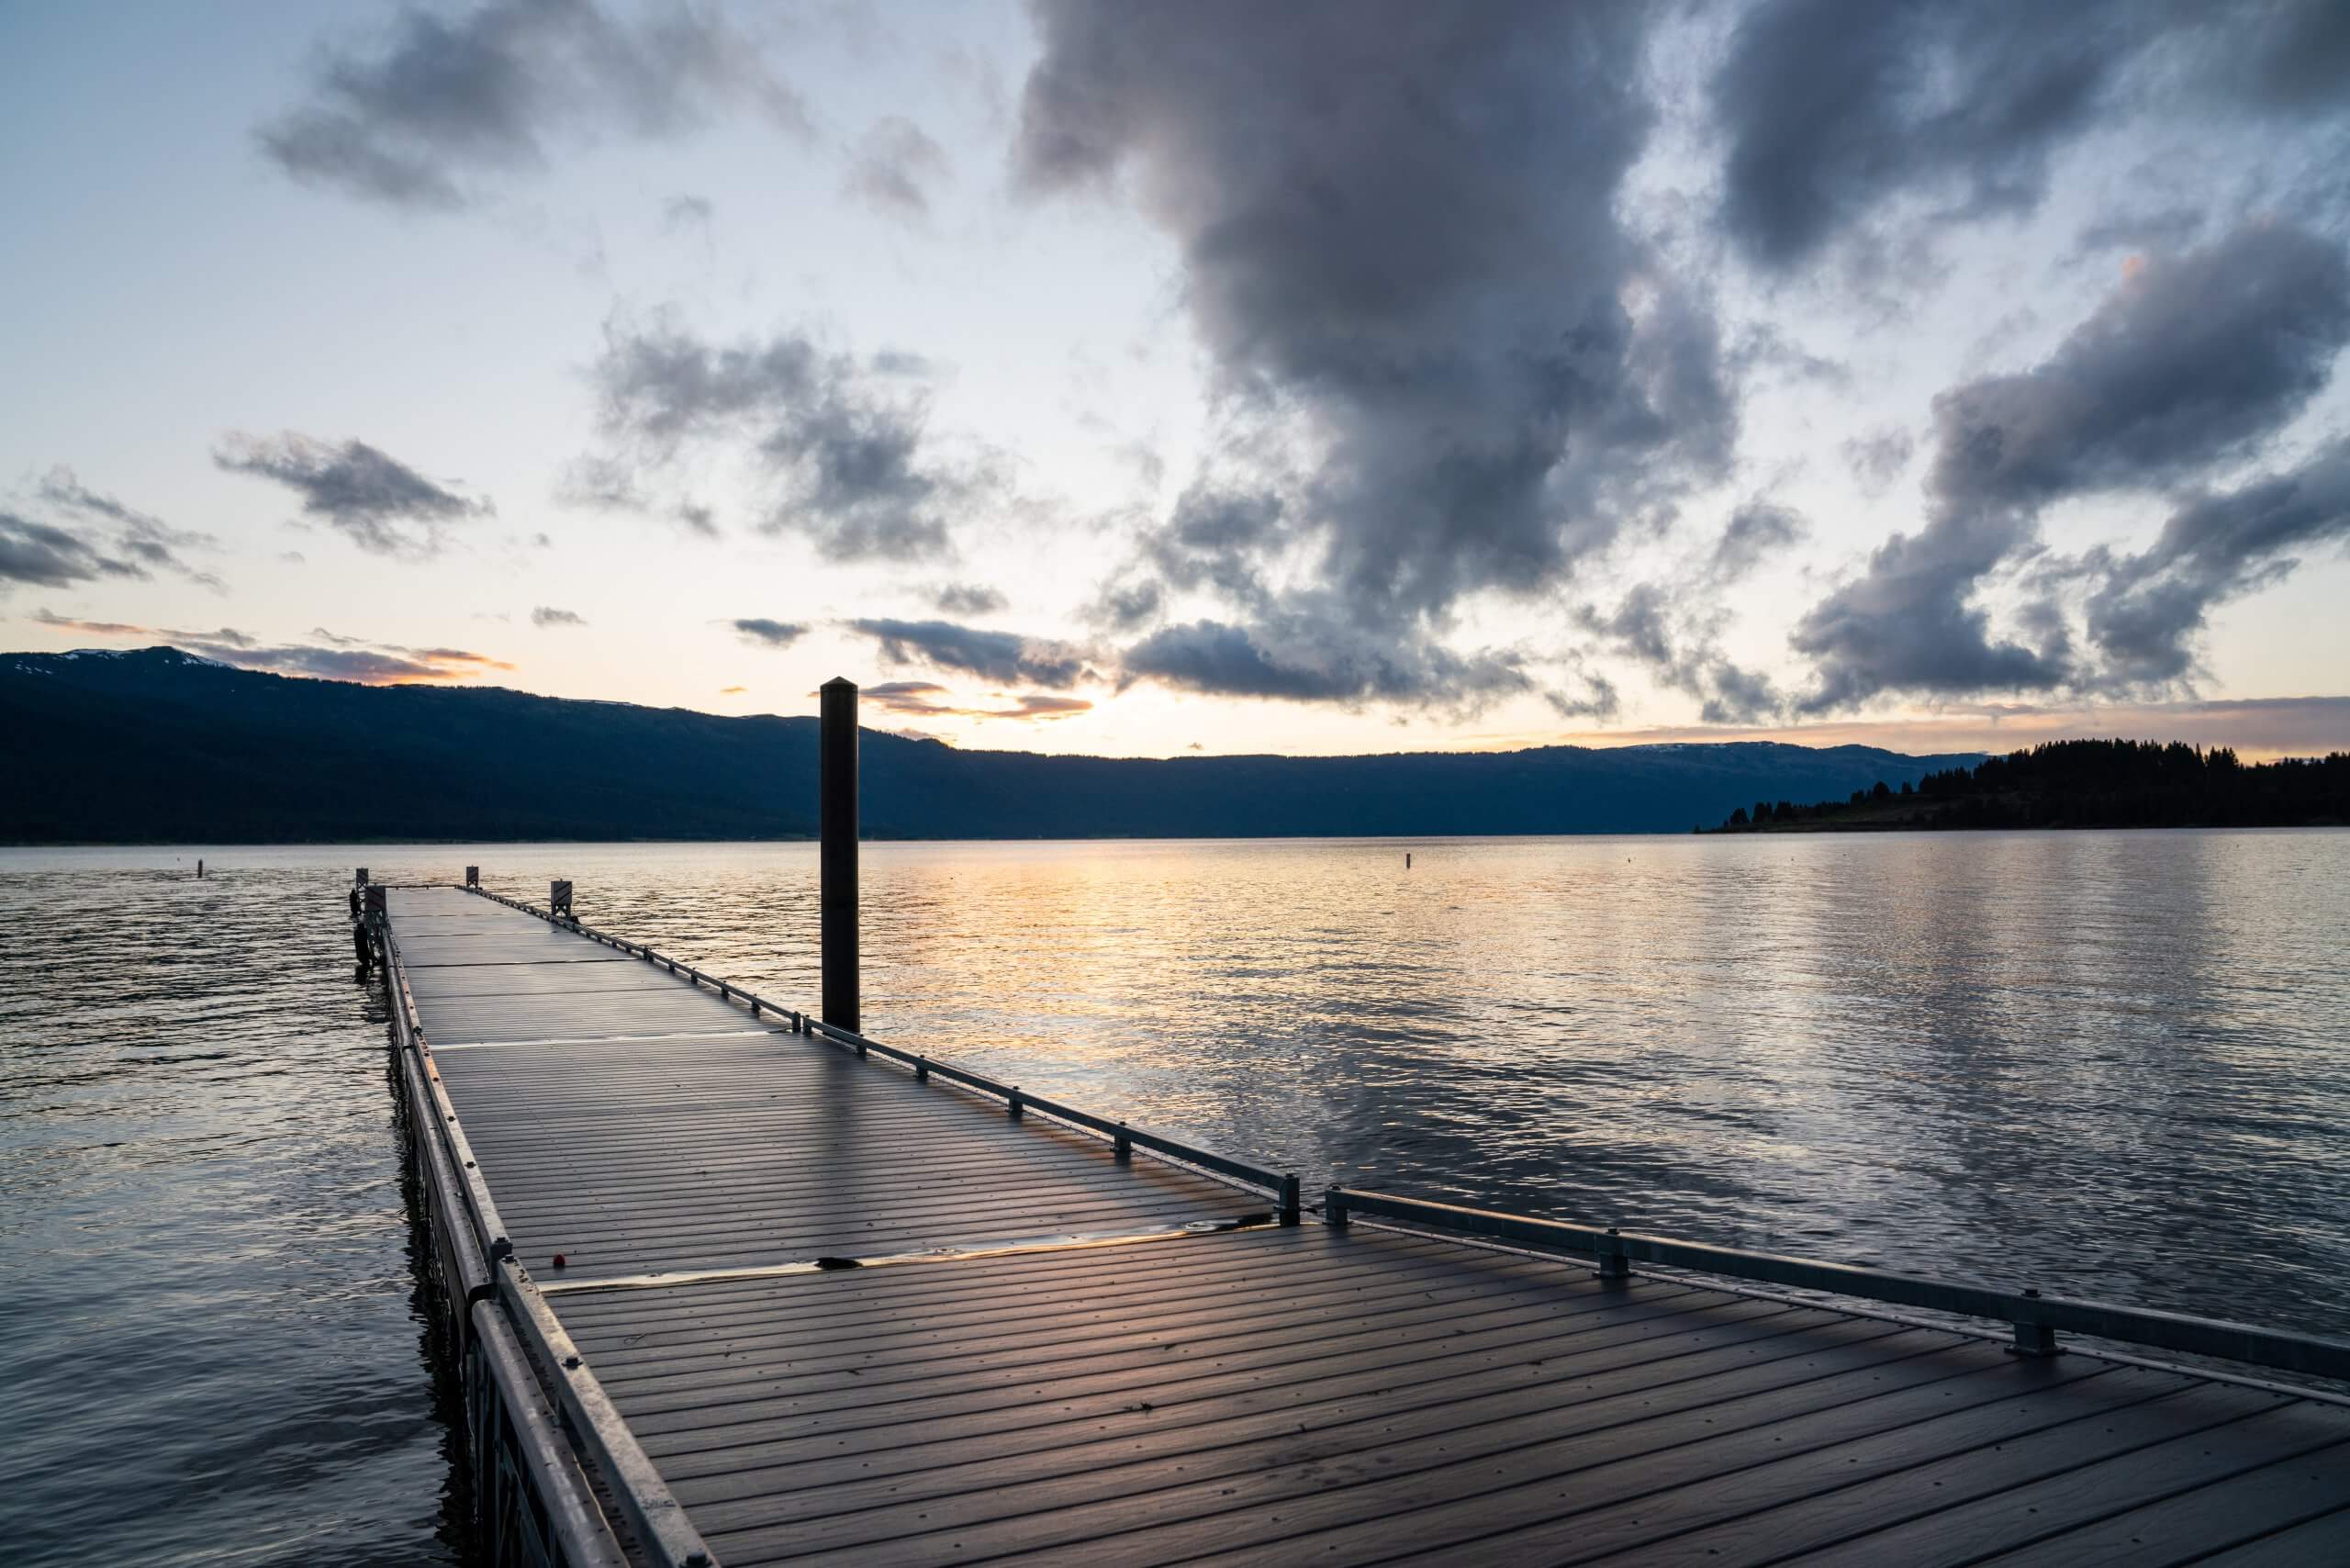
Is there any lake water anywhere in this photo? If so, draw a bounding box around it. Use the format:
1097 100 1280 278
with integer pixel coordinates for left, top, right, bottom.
5 832 2347 1563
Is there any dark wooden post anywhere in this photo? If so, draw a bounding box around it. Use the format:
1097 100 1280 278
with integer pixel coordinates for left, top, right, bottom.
821 677 860 1033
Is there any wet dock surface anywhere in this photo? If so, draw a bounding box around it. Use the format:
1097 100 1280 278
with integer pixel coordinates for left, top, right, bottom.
385 886 2350 1565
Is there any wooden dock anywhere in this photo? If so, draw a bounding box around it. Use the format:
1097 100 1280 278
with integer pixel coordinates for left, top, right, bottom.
381 881 2350 1567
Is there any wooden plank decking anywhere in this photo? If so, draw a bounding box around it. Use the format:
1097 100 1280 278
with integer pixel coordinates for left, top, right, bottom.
383 885 2350 1565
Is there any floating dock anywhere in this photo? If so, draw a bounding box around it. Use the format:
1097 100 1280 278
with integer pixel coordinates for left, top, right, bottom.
377 877 2350 1566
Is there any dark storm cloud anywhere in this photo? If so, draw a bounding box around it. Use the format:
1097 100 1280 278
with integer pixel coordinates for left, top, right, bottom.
1926 225 2350 512
214 432 494 557
1712 0 2131 272
844 117 950 218
579 318 991 559
259 0 809 210
731 617 807 648
1017 0 1734 711
2085 437 2350 688
531 605 588 627
1712 0 2350 273
1793 221 2350 711
847 617 1092 689
931 582 1006 616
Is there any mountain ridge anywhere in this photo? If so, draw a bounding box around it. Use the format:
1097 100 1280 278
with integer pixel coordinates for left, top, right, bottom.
3 646 1987 843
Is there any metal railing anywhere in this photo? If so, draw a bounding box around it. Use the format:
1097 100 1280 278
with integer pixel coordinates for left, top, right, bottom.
377 912 716 1568
1325 1187 2350 1384
451 881 2350 1392
464 886 1302 1222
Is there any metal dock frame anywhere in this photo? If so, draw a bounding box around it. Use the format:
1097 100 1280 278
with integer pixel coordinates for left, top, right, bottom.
382 910 706 1568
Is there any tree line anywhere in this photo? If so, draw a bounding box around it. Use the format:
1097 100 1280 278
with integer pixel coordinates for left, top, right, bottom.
1709 738 2350 833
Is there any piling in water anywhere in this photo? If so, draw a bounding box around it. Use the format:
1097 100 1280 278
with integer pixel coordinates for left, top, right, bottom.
821 677 860 1033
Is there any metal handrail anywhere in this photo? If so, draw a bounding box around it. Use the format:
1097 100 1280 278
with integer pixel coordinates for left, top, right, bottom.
379 902 713 1568
1326 1187 2350 1383
463 884 1302 1221
497 1265 715 1568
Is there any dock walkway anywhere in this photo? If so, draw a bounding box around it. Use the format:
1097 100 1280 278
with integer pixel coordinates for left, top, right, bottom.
383 883 2350 1567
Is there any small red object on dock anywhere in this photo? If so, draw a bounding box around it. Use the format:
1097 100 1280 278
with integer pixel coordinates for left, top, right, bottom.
552 1253 567 1269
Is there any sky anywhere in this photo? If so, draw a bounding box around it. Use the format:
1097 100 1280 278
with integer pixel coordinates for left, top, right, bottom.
5 0 2349 760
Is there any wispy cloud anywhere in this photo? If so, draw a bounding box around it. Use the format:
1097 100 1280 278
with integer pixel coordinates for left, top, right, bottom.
931 582 1006 617
531 605 588 627
215 432 494 558
848 617 1094 688
859 678 1091 722
4 469 223 593
258 0 810 210
27 610 510 684
731 617 806 647
576 313 998 559
844 116 949 218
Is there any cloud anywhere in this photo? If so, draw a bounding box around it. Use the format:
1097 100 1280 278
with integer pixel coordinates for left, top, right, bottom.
1710 0 2350 272
531 605 588 627
1119 609 1530 712
576 314 994 558
860 678 1091 722
32 610 256 648
214 432 493 557
844 116 949 218
1575 583 1785 725
2084 437 2350 688
1927 225 2350 512
6 469 224 591
199 642 512 683
1017 2 1734 711
718 684 747 694
1712 2 2131 272
23 612 508 683
931 581 1006 616
663 192 713 231
1793 220 2350 711
848 616 1092 688
1709 500 1805 583
731 617 806 648
0 511 149 594
258 0 809 210
1841 428 1915 496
